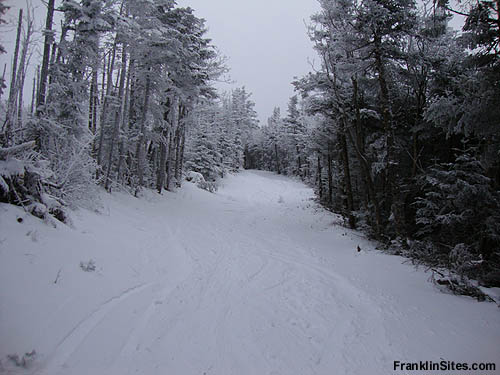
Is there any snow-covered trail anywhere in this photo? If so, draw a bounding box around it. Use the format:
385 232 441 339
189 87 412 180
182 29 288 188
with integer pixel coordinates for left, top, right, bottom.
1 170 499 375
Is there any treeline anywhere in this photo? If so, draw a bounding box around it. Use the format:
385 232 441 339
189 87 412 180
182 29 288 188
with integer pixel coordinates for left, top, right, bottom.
0 0 258 218
248 0 500 291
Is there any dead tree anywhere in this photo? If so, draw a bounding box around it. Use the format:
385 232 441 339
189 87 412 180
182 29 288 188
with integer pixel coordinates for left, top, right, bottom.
16 6 35 128
3 9 23 145
36 0 55 114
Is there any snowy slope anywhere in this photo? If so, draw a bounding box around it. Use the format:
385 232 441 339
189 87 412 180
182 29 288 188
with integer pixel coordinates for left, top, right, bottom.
0 170 499 375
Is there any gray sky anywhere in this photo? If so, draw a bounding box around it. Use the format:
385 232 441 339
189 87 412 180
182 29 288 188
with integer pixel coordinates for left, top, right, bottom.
1 1 464 124
0 0 320 124
176 0 320 124
0 1 48 105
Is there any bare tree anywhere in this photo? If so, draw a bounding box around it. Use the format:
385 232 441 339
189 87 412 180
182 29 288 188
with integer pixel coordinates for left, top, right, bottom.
16 4 35 128
3 8 23 145
35 0 55 114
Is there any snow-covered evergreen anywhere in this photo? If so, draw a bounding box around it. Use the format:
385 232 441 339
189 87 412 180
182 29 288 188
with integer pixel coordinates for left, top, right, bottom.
247 0 500 290
0 0 499 373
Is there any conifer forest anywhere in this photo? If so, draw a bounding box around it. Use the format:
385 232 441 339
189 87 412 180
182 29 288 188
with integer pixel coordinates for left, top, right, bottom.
0 0 499 374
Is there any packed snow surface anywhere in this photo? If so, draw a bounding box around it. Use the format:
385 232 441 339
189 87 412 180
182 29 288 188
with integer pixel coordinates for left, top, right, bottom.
1 170 499 375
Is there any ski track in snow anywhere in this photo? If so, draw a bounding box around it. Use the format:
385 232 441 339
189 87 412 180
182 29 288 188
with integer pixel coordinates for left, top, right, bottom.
1 170 499 375
37 282 153 375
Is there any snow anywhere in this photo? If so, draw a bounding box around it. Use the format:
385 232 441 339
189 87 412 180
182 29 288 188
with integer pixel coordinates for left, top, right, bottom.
1 170 499 375
0 159 25 179
186 171 205 184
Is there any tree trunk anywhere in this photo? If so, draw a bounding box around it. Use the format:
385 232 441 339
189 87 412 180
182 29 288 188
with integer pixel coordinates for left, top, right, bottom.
412 131 419 177
122 58 132 130
327 144 333 206
124 59 136 179
36 0 55 114
340 123 356 228
374 35 406 236
174 105 186 185
16 75 24 129
101 53 107 106
136 75 151 189
30 66 39 115
3 9 23 145
178 126 186 186
127 59 136 131
30 76 36 115
165 99 179 191
156 132 168 193
317 154 323 200
0 63 6 100
117 56 133 183
275 143 281 174
47 41 56 87
351 76 382 235
54 24 68 65
88 69 98 134
116 140 125 184
104 45 127 191
374 35 395 216
411 88 425 177
165 130 173 190
173 126 181 183
16 12 33 129
156 96 171 194
96 39 117 169
296 145 301 178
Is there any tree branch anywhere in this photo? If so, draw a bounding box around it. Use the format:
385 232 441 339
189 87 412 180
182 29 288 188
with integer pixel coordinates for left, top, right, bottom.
0 141 36 159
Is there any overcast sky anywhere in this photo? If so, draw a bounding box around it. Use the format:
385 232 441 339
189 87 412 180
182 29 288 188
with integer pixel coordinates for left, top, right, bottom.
176 0 320 124
0 0 320 124
0 0 463 124
0 1 46 106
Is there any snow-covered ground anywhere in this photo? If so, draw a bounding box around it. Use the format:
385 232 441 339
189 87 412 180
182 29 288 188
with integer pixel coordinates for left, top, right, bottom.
1 170 499 375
